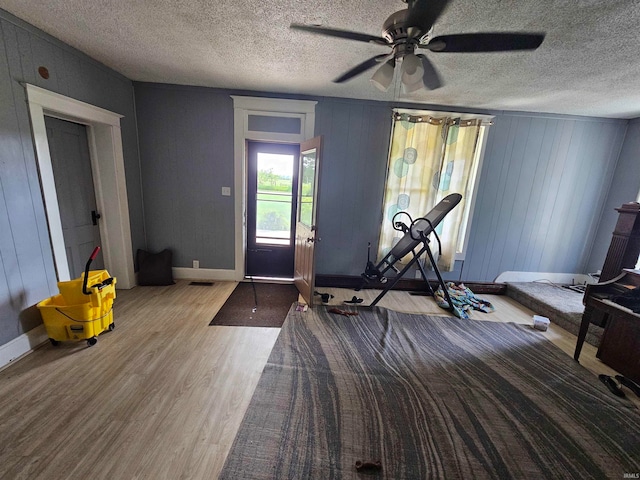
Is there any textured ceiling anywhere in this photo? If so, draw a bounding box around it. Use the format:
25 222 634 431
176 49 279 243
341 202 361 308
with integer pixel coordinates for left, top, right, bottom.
2 0 640 118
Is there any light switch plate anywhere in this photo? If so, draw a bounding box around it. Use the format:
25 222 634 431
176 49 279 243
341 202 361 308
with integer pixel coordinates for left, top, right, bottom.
221 186 231 196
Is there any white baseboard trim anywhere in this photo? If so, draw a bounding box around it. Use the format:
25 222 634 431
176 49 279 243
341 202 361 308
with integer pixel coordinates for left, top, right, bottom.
0 324 48 371
494 271 594 284
172 267 239 282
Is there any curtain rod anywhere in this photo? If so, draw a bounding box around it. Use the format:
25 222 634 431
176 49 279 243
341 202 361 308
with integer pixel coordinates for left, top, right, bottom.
393 112 494 126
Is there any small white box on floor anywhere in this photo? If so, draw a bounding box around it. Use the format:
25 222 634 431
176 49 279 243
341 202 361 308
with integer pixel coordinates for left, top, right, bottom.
533 315 550 331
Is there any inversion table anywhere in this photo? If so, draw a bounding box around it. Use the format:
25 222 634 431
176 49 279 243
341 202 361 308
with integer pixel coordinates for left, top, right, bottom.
362 193 462 311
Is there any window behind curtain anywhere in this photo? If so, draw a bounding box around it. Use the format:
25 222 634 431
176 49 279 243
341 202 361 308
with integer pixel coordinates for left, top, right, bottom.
377 109 492 272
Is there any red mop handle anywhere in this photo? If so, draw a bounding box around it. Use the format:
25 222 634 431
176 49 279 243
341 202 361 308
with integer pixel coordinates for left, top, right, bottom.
89 246 101 260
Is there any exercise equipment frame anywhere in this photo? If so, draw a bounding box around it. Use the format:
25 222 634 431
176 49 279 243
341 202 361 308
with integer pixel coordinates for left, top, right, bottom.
362 193 462 312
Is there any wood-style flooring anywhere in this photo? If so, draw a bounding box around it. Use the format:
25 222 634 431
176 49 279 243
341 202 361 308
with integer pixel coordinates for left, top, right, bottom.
0 280 635 479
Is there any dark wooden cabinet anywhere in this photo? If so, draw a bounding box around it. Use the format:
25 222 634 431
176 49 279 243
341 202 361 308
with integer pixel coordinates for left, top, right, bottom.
577 269 640 383
599 202 640 282
597 297 640 383
575 202 640 363
575 201 640 381
587 202 640 328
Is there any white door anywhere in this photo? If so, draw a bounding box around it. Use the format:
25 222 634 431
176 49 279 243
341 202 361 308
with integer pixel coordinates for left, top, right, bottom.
45 117 104 278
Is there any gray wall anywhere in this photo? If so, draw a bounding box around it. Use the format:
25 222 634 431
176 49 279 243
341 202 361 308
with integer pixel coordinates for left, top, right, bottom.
134 84 235 269
314 99 392 276
134 84 394 271
0 10 143 347
317 105 628 282
133 83 629 283
461 113 626 281
586 118 640 273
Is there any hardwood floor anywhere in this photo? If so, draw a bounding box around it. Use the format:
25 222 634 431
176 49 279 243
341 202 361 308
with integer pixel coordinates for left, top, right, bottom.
0 281 279 479
0 281 635 479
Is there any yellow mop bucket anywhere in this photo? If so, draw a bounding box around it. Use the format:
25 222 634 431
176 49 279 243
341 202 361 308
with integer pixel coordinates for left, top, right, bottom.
37 247 116 347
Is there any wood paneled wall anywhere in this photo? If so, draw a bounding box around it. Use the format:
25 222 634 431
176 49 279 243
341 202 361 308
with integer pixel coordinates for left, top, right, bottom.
0 10 142 346
586 118 640 273
314 99 392 276
313 105 629 282
133 83 632 285
134 84 236 269
316 99 637 281
462 114 627 281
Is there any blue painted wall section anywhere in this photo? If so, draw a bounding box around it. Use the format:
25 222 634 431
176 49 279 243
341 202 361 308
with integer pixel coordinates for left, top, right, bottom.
133 81 631 284
0 10 143 346
134 84 235 269
462 114 627 281
586 118 640 273
314 99 391 276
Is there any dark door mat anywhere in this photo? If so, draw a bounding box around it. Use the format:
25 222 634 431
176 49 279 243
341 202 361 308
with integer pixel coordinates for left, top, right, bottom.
189 281 215 286
209 282 299 328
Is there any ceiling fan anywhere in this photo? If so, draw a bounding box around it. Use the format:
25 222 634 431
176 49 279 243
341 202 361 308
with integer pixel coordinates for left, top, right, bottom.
291 0 545 93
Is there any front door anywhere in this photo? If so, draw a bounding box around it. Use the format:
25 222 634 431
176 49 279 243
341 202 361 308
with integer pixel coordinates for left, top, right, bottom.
294 136 322 305
246 141 299 278
45 117 104 278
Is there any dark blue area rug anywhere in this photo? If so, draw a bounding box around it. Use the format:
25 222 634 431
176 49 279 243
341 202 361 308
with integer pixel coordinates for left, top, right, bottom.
220 305 640 479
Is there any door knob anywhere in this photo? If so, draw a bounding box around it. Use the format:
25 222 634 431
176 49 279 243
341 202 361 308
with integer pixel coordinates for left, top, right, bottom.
306 237 315 243
91 210 101 226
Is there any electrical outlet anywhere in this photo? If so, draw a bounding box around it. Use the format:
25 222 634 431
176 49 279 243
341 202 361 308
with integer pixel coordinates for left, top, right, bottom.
193 260 199 269
221 186 231 196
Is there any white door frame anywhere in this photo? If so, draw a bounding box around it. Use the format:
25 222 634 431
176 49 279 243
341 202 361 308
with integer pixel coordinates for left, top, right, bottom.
231 96 317 281
25 84 135 289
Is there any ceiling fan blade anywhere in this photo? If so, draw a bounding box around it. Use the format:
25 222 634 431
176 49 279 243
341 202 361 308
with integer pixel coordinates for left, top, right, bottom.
290 23 389 46
405 0 450 33
424 33 545 53
416 54 442 90
334 54 391 83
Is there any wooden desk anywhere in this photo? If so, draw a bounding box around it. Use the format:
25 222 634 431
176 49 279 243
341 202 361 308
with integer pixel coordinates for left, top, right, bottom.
575 270 640 383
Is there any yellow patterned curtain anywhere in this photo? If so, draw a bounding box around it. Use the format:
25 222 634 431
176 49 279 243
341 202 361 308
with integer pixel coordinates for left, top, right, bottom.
378 114 482 271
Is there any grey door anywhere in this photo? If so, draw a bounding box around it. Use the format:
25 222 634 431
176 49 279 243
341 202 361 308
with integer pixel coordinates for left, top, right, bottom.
45 117 103 279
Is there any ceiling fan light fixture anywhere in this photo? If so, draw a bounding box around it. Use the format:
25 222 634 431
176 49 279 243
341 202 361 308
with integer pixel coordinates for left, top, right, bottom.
370 60 395 92
401 53 424 89
291 1 545 92
402 77 424 94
